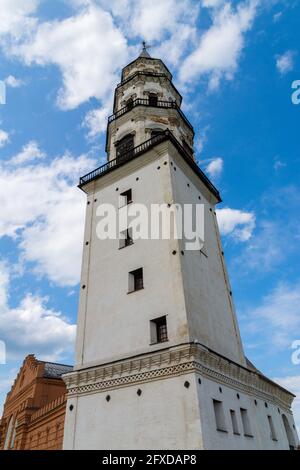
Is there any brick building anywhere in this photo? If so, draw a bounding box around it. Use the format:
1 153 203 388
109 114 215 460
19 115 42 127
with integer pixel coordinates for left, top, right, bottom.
0 355 72 450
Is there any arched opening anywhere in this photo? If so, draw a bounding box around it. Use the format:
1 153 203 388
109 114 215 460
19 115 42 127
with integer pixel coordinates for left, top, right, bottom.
282 414 296 450
115 134 134 160
3 416 13 450
148 93 158 107
126 97 133 111
10 418 18 449
150 128 164 138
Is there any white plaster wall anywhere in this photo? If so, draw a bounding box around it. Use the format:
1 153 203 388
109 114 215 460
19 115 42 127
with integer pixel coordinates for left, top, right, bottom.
63 369 299 450
196 374 299 450
75 148 189 368
169 150 245 365
64 373 202 450
75 141 245 369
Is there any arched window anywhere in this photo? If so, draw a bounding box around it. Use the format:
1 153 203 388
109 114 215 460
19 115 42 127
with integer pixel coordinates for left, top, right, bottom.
282 414 296 450
116 134 134 159
150 128 163 138
126 98 133 111
10 418 18 449
3 416 13 450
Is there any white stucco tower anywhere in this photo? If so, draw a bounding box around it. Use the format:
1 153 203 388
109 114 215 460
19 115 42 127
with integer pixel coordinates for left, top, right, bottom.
63 47 299 450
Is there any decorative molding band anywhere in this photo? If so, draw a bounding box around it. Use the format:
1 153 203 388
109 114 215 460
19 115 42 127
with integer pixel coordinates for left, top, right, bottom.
63 343 294 412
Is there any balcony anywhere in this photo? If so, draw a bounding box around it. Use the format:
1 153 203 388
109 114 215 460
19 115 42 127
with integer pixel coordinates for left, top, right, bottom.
80 131 169 186
79 129 221 202
108 98 194 133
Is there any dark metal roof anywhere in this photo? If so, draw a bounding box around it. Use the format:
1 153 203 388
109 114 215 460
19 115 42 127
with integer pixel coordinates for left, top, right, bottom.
139 47 151 59
43 362 73 379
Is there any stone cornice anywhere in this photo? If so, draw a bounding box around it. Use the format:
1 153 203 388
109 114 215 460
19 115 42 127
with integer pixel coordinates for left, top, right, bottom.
63 343 294 412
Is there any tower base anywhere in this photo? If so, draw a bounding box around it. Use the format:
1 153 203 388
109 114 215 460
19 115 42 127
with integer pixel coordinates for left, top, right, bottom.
63 343 298 450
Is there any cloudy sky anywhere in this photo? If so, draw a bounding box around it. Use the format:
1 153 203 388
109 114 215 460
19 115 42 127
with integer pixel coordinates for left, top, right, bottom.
0 0 299 433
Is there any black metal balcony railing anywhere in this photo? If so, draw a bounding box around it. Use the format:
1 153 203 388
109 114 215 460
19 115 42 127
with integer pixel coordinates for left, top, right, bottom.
79 130 221 202
108 98 194 133
80 131 168 186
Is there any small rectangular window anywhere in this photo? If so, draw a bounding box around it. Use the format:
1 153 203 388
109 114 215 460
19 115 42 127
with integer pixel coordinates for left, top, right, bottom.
240 408 253 437
119 228 133 249
230 410 240 435
268 415 277 441
120 189 132 206
128 268 143 293
150 316 168 344
213 400 227 433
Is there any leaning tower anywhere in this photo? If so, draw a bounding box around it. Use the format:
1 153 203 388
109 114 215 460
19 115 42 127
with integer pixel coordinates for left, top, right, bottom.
63 46 298 450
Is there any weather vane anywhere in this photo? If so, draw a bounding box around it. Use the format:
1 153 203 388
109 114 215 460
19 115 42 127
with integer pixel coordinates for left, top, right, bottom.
142 41 152 53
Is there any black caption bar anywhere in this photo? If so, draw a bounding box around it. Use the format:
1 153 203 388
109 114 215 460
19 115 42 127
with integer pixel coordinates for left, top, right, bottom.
0 449 298 466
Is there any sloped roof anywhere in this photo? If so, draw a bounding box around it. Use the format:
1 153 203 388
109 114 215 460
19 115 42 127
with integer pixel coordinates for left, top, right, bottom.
43 362 73 379
139 48 151 58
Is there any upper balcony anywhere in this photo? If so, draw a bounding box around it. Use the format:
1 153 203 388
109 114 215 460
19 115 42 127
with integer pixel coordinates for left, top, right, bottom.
108 97 194 135
115 71 183 106
79 129 221 202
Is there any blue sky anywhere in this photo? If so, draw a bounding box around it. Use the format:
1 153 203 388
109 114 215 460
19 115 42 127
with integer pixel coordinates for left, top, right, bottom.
0 0 299 432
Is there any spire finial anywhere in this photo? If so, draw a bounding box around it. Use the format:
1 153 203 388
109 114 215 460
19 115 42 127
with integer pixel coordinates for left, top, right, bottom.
139 41 151 58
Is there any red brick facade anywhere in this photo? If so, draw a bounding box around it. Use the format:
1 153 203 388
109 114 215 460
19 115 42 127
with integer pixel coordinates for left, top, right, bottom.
0 355 71 450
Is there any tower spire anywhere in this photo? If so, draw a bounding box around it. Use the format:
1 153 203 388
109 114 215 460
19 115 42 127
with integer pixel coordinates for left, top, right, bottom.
139 40 151 58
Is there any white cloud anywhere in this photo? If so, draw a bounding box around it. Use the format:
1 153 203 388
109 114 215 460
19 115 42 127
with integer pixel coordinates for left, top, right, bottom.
128 0 198 42
276 50 294 75
274 157 286 171
203 0 225 8
0 0 260 139
12 5 128 110
273 375 300 436
0 261 76 362
0 0 38 40
216 207 256 241
0 149 96 286
0 369 17 395
0 129 9 148
205 157 223 178
153 24 197 67
236 219 297 273
195 125 210 154
248 280 300 349
4 75 24 88
9 141 45 165
179 0 259 89
83 105 110 139
0 368 18 415
273 11 283 23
